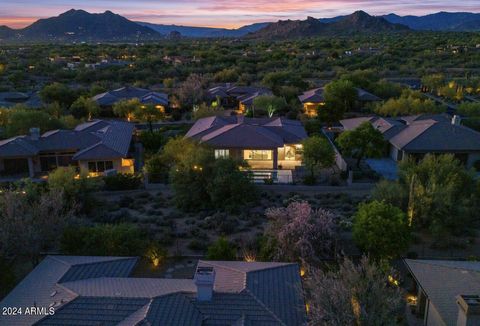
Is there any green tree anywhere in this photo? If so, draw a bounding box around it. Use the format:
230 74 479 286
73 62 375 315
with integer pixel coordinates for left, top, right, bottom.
4 109 64 137
252 95 288 117
70 96 100 119
206 237 237 260
302 136 335 182
353 201 410 260
399 154 479 239
134 104 164 132
337 122 386 167
374 91 443 117
421 74 445 92
321 80 357 125
40 82 75 107
457 102 480 117
113 98 141 121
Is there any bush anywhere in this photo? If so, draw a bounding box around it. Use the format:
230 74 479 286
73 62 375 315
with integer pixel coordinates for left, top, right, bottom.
139 130 165 154
61 224 149 256
353 201 410 259
103 173 142 191
206 237 237 260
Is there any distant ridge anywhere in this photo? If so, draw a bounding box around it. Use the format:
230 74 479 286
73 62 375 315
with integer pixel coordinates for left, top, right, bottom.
382 12 480 31
137 22 269 38
247 11 409 39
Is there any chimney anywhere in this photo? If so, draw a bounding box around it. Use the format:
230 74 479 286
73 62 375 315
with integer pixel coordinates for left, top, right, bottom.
452 115 461 126
29 127 40 141
194 266 215 301
456 295 480 326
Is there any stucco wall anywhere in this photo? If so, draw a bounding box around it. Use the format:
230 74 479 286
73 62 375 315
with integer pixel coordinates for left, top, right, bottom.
426 301 446 326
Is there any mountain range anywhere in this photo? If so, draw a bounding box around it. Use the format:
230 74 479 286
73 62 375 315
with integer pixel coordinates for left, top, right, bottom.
0 9 480 43
247 11 409 39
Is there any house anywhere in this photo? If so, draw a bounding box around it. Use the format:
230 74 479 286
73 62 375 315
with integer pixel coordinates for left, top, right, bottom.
0 120 135 178
0 91 43 109
340 114 480 169
186 116 307 170
92 86 169 116
0 255 307 326
206 84 272 113
405 259 480 326
298 87 381 117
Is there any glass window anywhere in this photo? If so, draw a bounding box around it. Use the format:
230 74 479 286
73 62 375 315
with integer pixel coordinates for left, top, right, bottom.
97 161 105 172
105 161 114 170
215 149 229 159
88 162 96 172
243 150 272 160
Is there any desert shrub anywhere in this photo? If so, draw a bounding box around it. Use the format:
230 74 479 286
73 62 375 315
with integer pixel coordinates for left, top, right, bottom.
103 173 142 190
206 237 237 260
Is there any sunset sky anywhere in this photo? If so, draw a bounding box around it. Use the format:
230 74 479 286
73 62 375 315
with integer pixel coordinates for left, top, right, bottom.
2 0 480 29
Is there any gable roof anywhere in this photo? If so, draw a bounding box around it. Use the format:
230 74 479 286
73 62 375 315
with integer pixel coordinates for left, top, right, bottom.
93 86 169 107
340 114 480 153
186 116 307 149
405 259 480 326
298 87 380 104
206 84 273 106
0 120 134 160
298 88 324 104
1 257 306 326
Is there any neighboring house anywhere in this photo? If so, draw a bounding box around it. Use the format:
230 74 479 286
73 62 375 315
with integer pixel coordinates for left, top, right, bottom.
0 91 43 109
0 255 307 326
0 119 135 178
298 87 381 117
186 116 307 170
405 259 480 326
340 114 480 169
92 86 169 116
206 84 272 113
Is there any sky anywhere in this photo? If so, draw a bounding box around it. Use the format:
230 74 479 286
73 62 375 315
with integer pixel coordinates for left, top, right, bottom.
1 0 480 29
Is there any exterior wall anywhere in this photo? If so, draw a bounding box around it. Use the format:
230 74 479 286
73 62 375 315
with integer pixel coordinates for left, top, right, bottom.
78 158 134 176
425 301 446 326
389 145 399 161
467 152 480 169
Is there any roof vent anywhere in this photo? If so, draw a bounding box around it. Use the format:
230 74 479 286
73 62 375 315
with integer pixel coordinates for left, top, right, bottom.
194 266 215 301
456 295 480 326
29 127 40 141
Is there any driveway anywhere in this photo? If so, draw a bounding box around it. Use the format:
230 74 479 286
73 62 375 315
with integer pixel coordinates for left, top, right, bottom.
365 158 398 180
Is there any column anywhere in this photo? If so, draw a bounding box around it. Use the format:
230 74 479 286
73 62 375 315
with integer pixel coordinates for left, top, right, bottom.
27 157 35 178
272 149 278 170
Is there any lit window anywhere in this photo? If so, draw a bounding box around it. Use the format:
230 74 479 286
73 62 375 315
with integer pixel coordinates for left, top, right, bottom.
244 150 272 160
215 149 229 159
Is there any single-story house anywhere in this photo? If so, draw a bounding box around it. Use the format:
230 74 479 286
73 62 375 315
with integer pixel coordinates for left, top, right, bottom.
206 84 272 113
92 86 169 116
298 87 381 117
0 255 307 326
340 114 480 169
405 259 480 326
0 119 135 178
0 91 43 109
186 115 308 170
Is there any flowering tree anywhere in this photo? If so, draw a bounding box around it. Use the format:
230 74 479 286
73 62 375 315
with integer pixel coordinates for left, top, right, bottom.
264 201 336 264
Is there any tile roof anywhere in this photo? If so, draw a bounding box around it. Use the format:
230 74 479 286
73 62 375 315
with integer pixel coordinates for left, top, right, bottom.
299 87 380 104
206 85 272 106
92 86 169 106
405 259 480 326
0 119 134 160
340 114 480 153
1 257 306 326
186 116 307 149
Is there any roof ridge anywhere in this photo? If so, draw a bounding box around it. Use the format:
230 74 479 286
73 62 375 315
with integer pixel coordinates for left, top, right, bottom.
406 259 480 273
243 288 287 326
394 121 435 150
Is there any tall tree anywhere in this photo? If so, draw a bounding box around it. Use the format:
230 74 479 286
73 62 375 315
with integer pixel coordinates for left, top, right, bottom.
321 80 357 125
177 74 206 109
70 96 100 119
353 201 410 260
337 121 386 167
134 104 165 132
305 256 403 326
113 98 141 121
302 136 335 182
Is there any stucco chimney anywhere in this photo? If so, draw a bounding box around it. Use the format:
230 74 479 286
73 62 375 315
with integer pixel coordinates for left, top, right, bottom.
456 295 480 326
29 127 40 141
452 115 462 126
194 266 215 301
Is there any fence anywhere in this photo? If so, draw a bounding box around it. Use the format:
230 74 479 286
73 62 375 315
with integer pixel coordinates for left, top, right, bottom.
322 129 348 172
